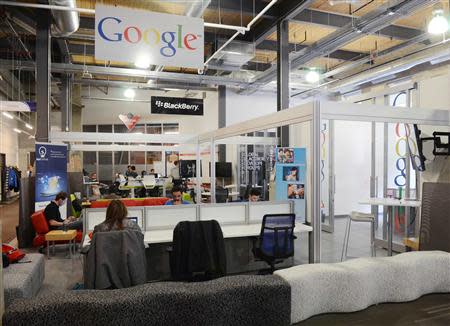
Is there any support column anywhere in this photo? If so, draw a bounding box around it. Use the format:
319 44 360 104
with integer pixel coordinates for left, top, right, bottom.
218 85 226 162
277 19 290 147
311 100 322 263
36 10 51 142
61 74 72 132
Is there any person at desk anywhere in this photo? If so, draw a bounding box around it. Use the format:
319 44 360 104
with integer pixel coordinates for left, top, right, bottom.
93 200 141 233
170 160 182 186
125 165 132 177
165 186 191 205
44 192 83 230
129 166 138 178
249 188 261 202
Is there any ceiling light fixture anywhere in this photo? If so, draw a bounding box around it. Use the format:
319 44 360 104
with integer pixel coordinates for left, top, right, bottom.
25 123 33 130
428 9 449 35
124 88 136 99
13 128 22 134
305 69 320 84
135 56 151 69
2 112 14 119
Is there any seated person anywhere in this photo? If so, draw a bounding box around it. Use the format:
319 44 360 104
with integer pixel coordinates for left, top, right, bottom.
249 188 261 202
93 200 142 233
129 166 138 179
165 186 191 205
44 191 83 230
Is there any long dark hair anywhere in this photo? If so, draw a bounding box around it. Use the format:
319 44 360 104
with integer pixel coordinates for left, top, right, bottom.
105 200 128 230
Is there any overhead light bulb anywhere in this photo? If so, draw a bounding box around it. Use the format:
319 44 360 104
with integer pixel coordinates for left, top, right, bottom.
2 112 14 119
305 69 320 84
124 88 136 99
25 123 33 130
135 56 151 69
428 9 449 35
13 128 22 134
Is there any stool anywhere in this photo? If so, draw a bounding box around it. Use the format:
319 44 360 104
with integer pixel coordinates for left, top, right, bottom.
341 211 376 261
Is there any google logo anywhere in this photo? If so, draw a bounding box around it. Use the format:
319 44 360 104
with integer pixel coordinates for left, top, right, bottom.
97 17 202 58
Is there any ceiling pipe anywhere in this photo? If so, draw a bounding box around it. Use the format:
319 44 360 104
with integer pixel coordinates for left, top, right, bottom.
0 1 246 33
204 0 278 67
48 0 79 36
242 0 438 92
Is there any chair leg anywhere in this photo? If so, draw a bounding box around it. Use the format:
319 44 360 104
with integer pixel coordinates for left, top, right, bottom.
341 217 351 261
371 220 376 257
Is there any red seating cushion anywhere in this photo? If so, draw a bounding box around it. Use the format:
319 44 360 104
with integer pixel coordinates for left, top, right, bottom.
143 197 169 206
90 200 111 208
31 210 49 235
121 199 139 207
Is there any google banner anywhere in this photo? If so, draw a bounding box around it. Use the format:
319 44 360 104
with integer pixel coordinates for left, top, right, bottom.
95 4 204 69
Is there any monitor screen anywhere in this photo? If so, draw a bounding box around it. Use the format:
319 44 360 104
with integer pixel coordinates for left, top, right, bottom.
127 217 138 224
210 162 232 178
180 160 200 178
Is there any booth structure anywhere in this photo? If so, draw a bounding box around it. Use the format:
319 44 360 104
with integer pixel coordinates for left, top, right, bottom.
53 100 449 263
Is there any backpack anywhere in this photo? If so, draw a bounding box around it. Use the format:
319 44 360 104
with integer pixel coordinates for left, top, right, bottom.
2 244 25 263
2 253 9 268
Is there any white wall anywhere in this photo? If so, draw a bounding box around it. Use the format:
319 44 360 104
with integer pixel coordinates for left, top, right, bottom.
0 113 19 166
81 88 218 135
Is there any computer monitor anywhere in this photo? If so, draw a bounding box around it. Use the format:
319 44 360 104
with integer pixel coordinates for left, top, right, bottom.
127 217 138 224
180 160 200 178
210 162 232 178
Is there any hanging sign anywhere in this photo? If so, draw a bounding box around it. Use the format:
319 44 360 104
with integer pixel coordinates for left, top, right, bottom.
151 96 204 116
275 147 307 220
95 4 204 69
119 113 141 130
35 143 68 214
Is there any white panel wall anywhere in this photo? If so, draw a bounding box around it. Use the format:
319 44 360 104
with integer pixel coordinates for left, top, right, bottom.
81 88 218 135
199 204 246 224
0 114 19 166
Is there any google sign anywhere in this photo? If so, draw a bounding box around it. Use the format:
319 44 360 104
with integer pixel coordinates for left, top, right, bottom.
95 4 204 69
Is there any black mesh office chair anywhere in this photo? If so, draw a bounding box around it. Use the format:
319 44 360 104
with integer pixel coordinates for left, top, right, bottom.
252 214 296 273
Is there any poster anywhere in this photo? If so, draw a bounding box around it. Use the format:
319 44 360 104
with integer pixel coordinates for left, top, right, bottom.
275 147 306 221
35 143 68 216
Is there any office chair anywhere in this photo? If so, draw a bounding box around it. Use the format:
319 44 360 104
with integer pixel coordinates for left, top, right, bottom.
252 214 296 273
215 186 229 203
169 220 227 282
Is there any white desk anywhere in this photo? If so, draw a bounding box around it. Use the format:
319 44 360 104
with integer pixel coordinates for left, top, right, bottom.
359 198 421 256
83 223 313 247
202 191 240 197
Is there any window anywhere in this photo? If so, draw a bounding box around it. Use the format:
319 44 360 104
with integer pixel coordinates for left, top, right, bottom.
82 125 96 144
98 125 112 145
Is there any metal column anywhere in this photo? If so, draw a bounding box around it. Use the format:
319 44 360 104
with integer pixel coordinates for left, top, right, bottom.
35 9 51 143
210 138 216 203
61 74 72 132
277 19 290 147
218 85 226 162
311 100 322 263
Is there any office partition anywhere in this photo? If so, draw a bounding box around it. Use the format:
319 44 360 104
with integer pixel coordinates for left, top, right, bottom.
145 205 197 230
199 203 246 224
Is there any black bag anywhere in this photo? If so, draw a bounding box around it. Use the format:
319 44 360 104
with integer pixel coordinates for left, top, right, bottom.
2 253 9 268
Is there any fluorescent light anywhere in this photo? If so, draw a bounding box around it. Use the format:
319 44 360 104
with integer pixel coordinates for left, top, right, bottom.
430 55 450 65
2 112 14 119
164 131 179 135
25 123 33 130
124 88 136 99
13 128 22 134
428 9 449 35
305 69 320 84
135 56 151 69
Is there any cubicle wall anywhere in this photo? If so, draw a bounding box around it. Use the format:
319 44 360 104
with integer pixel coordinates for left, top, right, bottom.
83 201 294 234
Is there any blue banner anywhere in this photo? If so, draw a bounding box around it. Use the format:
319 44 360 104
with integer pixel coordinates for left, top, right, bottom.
275 147 307 221
35 143 68 211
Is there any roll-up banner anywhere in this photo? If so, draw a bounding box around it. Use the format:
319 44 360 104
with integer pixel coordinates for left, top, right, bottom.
151 96 204 116
35 143 68 217
275 147 307 221
95 4 204 69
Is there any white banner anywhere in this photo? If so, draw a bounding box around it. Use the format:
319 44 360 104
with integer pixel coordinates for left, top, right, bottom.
95 4 204 69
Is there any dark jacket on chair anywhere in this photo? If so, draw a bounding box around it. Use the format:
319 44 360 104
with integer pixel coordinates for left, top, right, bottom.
170 220 227 281
85 230 147 289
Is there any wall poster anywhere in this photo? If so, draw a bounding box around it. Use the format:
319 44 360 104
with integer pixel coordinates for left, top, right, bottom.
35 143 68 217
275 147 307 221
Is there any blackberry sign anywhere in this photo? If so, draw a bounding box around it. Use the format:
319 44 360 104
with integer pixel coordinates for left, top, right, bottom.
151 96 204 116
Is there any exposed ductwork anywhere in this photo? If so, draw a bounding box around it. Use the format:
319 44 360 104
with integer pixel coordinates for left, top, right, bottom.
241 0 438 92
49 0 80 36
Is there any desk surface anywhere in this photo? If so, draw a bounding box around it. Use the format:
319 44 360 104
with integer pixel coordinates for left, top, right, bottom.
359 198 421 207
83 223 312 247
46 230 77 241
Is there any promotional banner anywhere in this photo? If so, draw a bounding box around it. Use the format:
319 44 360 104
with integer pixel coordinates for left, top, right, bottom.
95 4 204 69
35 143 68 215
275 147 307 221
151 96 204 116
118 113 141 130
